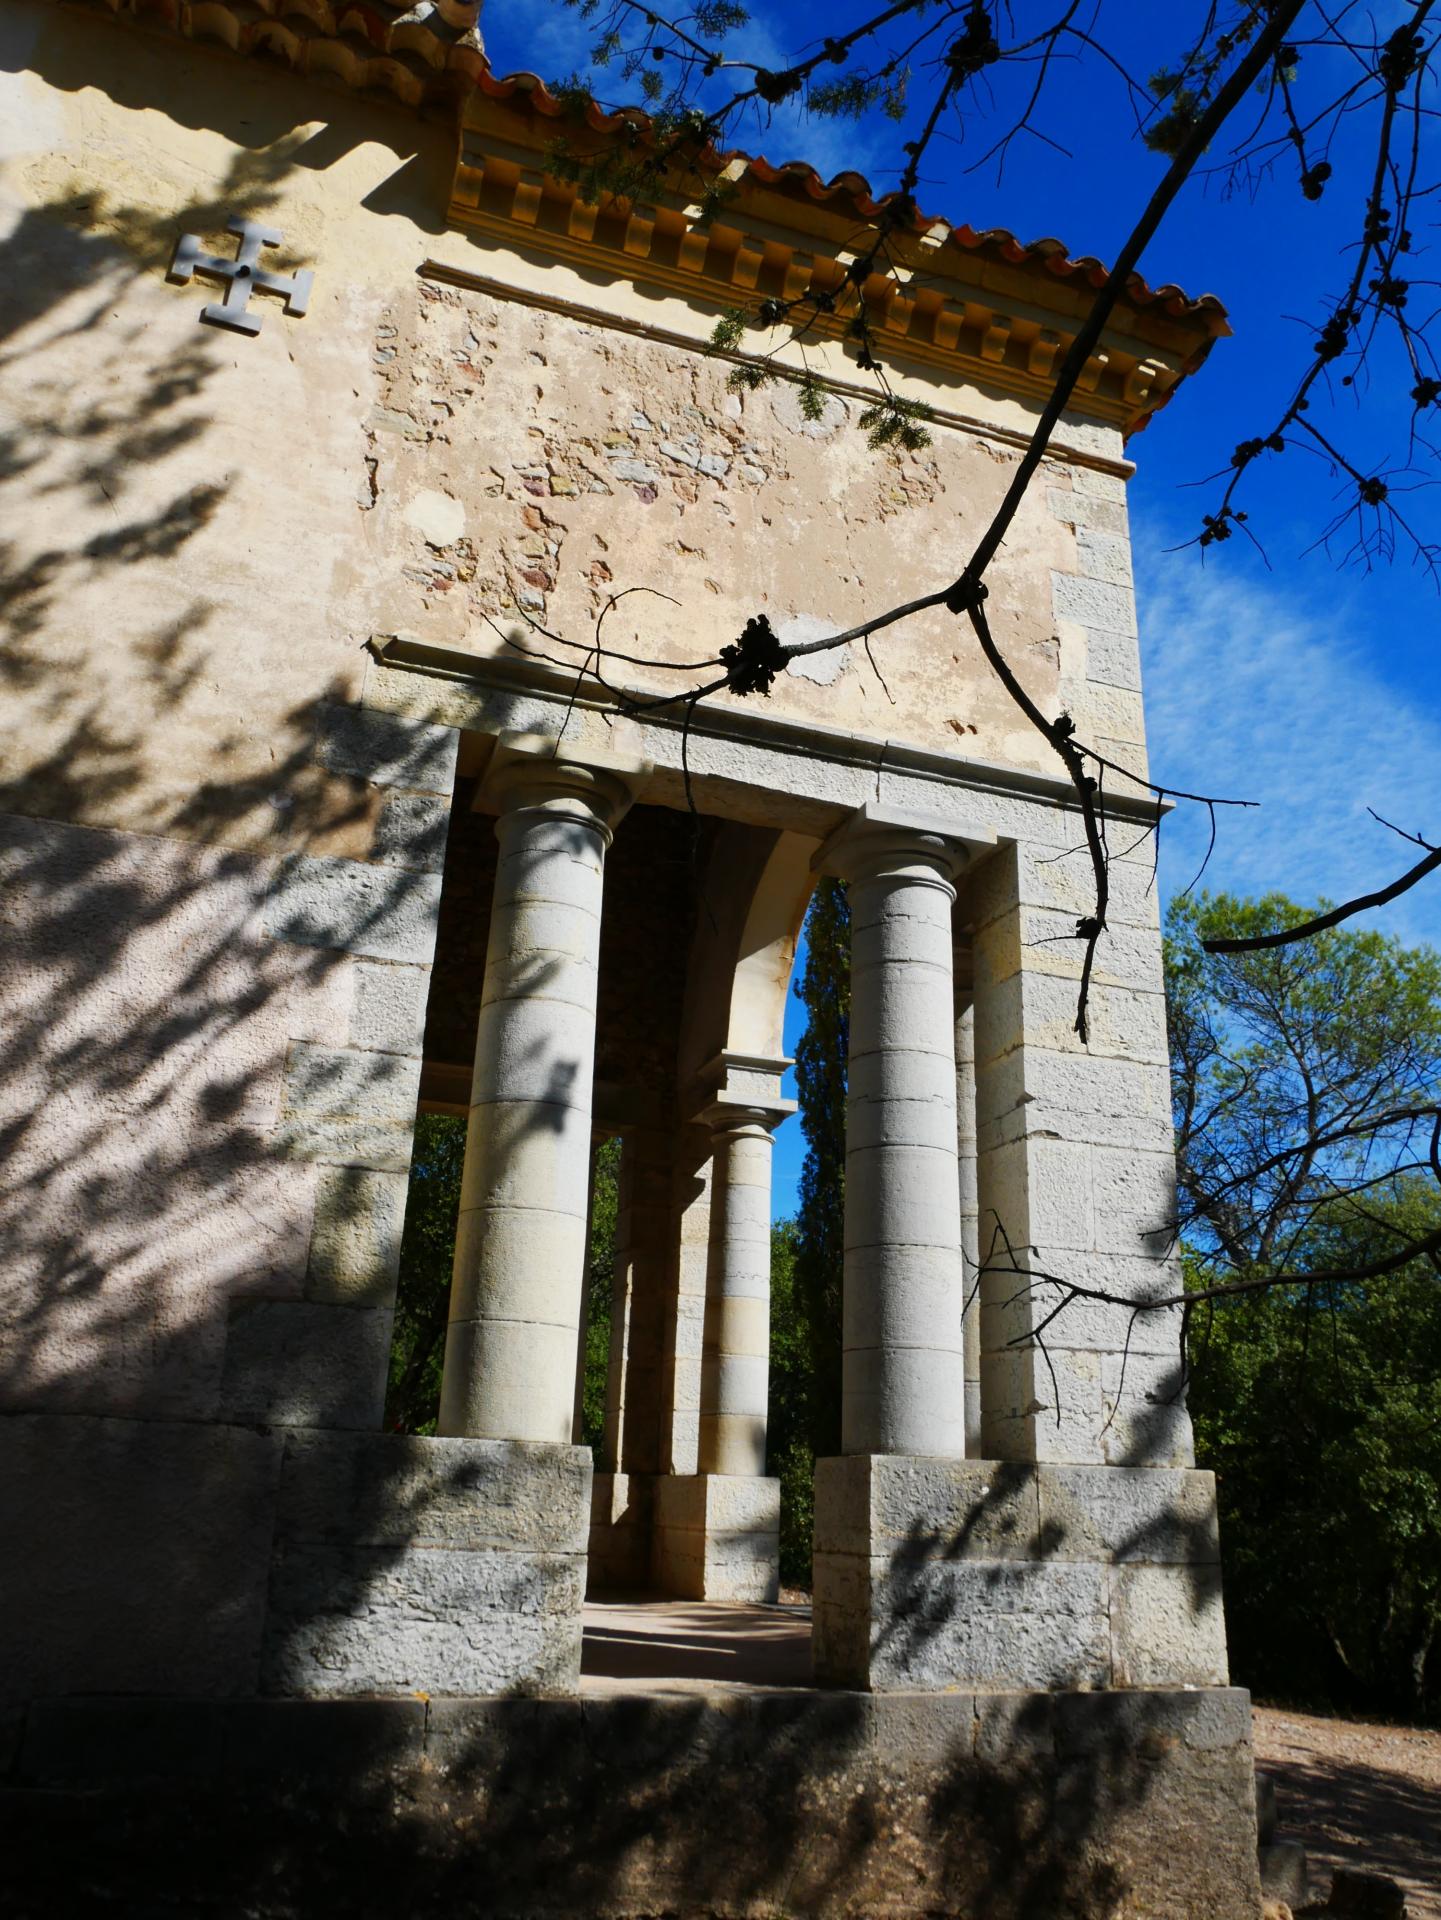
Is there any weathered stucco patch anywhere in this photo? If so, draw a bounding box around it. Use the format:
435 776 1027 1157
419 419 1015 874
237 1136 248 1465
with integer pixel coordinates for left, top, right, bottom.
779 613 850 686
404 489 466 549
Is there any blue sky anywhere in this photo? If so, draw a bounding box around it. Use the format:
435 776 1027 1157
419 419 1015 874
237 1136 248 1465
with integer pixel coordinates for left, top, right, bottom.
486 4 1441 1215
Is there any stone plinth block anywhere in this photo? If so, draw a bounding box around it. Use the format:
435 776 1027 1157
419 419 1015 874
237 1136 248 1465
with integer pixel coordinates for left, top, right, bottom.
813 1455 1228 1692
587 1472 655 1594
259 1430 592 1698
651 1473 780 1603
2 1686 1263 1919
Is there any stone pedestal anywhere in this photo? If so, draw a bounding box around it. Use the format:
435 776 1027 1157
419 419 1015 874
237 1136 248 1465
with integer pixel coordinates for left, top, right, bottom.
2 1683 1265 1919
587 1469 654 1592
813 1455 1226 1692
2 1415 592 1705
652 1473 781 1602
260 1431 593 1698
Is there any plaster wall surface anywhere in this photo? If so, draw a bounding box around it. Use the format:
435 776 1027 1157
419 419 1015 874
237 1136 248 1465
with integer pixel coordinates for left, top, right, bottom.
1 1 1146 870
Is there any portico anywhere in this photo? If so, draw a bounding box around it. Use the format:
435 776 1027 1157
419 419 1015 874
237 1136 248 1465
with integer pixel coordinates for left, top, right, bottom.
393 675 1224 1705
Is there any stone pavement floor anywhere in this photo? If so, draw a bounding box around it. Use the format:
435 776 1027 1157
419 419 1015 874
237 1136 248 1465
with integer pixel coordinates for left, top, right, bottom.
580 1598 813 1692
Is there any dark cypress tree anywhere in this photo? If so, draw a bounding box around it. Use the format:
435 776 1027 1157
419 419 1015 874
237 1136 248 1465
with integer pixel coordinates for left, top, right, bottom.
793 876 850 1464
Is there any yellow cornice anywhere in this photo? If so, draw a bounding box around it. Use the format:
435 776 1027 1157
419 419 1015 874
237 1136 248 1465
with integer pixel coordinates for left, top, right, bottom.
48 0 1226 431
452 89 1225 435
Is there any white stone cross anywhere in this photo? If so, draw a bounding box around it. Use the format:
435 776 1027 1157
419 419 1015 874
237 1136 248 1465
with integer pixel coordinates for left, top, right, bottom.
167 218 314 337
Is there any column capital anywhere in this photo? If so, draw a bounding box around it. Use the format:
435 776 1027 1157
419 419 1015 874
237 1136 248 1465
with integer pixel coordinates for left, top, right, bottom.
813 802 994 889
690 1049 796 1134
480 730 653 837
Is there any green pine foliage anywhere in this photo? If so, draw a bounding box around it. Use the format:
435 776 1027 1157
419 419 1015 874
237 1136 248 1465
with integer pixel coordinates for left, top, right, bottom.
794 878 850 1465
1169 893 1441 1720
764 878 852 1585
765 1218 815 1584
1188 1195 1441 1719
857 393 933 451
580 1136 622 1455
383 1112 467 1435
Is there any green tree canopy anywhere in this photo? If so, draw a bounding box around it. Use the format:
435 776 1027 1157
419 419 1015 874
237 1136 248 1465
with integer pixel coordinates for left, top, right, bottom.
791 878 850 1464
1168 894 1441 1719
1167 891 1441 1283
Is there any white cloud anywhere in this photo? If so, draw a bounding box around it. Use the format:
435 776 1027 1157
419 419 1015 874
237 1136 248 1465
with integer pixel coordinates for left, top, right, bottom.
1135 533 1441 947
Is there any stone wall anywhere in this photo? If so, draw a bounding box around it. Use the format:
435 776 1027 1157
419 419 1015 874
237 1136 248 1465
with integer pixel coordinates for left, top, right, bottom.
361 276 1101 771
0 701 453 1430
1 1417 591 1705
0 1684 1263 1919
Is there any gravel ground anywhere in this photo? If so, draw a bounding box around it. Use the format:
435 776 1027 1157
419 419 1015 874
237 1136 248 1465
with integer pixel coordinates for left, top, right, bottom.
1253 1705 1441 1917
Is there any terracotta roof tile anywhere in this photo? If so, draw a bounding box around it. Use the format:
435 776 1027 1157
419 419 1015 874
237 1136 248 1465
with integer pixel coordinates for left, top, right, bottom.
79 0 1226 338
476 61 1228 331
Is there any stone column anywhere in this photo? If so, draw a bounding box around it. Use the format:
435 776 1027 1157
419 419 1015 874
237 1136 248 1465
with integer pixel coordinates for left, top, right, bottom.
816 825 1225 1696
438 733 649 1445
656 1123 714 1477
829 808 986 1457
954 961 983 1458
601 1125 674 1475
811 803 995 1687
589 1122 673 1590
651 1054 793 1602
697 1110 777 1478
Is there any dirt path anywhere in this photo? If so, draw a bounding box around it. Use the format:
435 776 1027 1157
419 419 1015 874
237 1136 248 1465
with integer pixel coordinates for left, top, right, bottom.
1253 1705 1441 1917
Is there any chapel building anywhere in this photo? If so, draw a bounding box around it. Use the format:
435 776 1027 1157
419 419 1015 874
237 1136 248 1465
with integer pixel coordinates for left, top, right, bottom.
0 4 1264 1913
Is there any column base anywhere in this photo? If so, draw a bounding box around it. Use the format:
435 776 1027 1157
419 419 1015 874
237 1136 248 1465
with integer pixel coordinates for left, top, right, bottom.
587 1471 656 1593
261 1431 592 1698
652 1474 780 1602
813 1455 1227 1692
